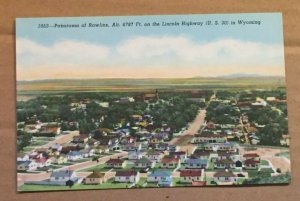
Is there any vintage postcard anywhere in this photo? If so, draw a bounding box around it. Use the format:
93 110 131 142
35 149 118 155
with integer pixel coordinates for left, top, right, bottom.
16 13 290 192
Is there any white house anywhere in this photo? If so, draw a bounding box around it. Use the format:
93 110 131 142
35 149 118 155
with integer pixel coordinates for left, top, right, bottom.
160 156 180 169
67 151 83 161
96 101 109 108
146 150 164 162
80 148 95 158
121 143 141 151
186 158 208 169
50 155 68 164
128 150 145 160
96 145 110 154
192 134 227 144
147 170 172 183
243 153 260 161
51 143 63 152
169 151 187 163
215 159 236 169
50 170 77 182
244 159 260 170
203 142 238 152
266 97 276 102
115 171 140 183
106 158 126 168
213 170 238 185
17 161 37 171
119 97 135 103
34 158 51 168
17 153 30 161
180 169 204 183
135 157 156 168
280 135 290 146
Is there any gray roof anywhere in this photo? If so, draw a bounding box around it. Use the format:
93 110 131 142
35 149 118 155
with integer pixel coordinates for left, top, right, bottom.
51 170 75 178
186 158 208 165
149 170 172 177
17 161 33 166
68 151 81 156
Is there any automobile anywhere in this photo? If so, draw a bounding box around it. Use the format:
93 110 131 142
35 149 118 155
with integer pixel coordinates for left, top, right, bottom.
139 168 149 173
47 168 53 173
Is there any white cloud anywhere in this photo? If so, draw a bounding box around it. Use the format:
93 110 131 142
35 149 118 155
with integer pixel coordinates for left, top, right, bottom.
116 36 284 67
17 38 110 66
16 36 285 80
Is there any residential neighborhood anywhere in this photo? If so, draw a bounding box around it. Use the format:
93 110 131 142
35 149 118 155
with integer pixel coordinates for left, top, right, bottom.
17 89 291 191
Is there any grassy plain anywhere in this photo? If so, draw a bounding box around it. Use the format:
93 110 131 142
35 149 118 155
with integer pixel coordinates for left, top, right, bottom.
17 77 286 96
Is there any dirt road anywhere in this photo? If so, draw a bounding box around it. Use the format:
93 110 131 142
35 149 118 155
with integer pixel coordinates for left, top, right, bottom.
169 109 206 146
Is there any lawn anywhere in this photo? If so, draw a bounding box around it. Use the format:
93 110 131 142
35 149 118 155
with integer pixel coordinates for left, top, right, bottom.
72 158 91 163
145 182 158 187
150 163 177 172
30 140 48 146
260 160 269 166
19 179 130 192
124 163 135 170
205 177 217 185
136 177 147 187
207 159 215 170
173 178 190 187
17 170 40 174
29 136 56 147
144 178 187 188
19 184 73 192
258 168 274 178
178 163 188 171
79 164 112 172
246 169 273 178
151 167 177 172
275 151 290 159
36 165 63 171
79 162 151 173
22 146 35 153
236 178 248 185
247 170 260 178
58 162 74 166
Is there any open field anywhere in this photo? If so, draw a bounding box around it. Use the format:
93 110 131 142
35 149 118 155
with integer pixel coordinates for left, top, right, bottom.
17 77 285 96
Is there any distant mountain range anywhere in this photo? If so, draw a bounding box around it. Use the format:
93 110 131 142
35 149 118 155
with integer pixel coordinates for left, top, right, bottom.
217 73 284 79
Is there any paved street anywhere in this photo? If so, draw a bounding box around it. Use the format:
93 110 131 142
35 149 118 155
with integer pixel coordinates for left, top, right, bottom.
42 131 79 148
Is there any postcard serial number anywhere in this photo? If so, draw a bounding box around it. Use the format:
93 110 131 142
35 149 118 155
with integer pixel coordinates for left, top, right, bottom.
37 24 49 28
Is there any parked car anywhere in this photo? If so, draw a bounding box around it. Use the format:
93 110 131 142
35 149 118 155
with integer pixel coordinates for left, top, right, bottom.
139 168 149 173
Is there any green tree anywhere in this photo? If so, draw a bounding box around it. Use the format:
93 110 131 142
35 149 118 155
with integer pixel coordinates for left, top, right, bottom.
17 131 32 152
258 123 284 146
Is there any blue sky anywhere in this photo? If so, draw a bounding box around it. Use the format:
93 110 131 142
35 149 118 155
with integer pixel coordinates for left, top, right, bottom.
16 13 285 80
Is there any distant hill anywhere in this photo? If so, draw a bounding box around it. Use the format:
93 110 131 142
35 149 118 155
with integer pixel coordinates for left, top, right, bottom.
217 74 284 79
